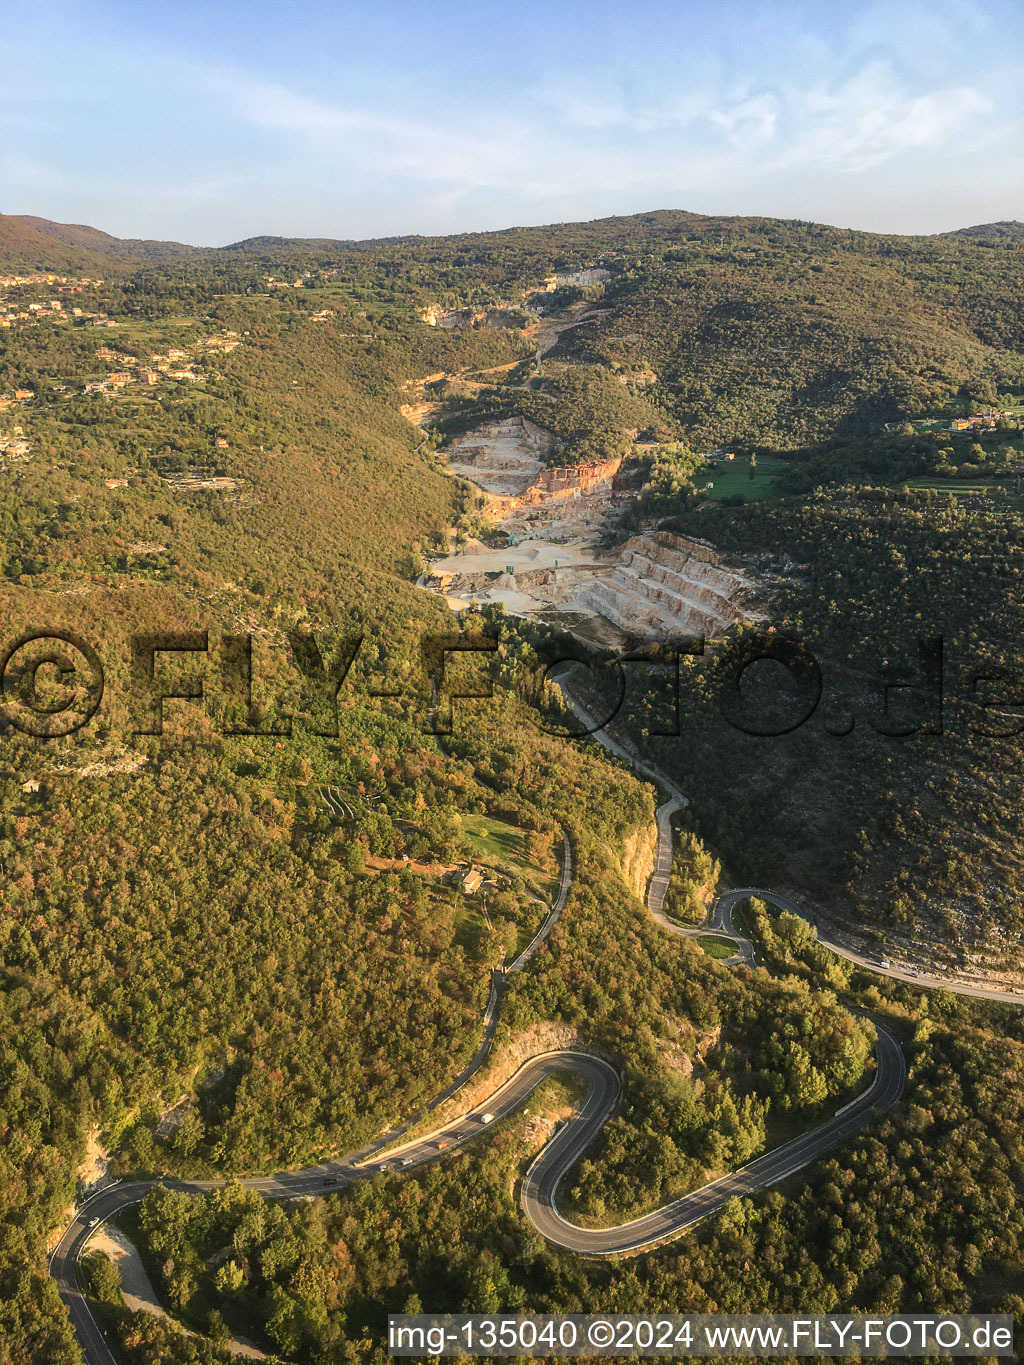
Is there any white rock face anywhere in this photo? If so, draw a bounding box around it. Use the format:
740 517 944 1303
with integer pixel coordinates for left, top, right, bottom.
576 532 760 637
428 531 760 641
447 417 557 496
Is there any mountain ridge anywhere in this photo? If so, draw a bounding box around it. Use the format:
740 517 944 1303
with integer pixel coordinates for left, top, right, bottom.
11 214 198 261
3 208 1022 268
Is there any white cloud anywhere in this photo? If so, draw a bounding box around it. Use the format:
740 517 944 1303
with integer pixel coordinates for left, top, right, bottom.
181 52 1012 237
777 62 994 172
708 93 779 153
13 6 1015 242
530 49 998 184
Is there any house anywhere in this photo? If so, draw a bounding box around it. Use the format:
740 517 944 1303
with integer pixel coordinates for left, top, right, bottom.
459 868 484 895
953 413 1000 430
13 389 33 401
21 779 41 794
214 437 228 448
105 478 128 489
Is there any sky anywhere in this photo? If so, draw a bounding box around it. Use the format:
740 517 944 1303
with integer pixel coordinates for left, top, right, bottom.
2 0 1022 244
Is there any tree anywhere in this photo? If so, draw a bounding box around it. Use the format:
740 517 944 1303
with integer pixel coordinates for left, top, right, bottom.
81 1253 123 1306
207 1309 231 1349
171 1109 205 1157
214 1259 244 1295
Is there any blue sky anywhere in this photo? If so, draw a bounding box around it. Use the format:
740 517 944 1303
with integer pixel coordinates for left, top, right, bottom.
2 0 1022 243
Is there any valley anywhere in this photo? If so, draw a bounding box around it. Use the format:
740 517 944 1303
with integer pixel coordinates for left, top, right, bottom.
52 702 909 1360
3 206 1024 1364
411 306 764 642
8 0 1024 1350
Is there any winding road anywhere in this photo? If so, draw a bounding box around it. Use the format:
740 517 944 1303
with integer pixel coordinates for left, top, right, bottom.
50 688 911 1362
719 888 1024 1003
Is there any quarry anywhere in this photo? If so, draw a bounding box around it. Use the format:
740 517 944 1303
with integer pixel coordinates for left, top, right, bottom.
446 417 556 497
423 416 761 643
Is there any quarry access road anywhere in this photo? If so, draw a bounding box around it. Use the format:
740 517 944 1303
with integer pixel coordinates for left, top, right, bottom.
51 797 902 1365
718 887 1024 1004
560 676 1024 1002
521 1022 904 1254
552 678 750 964
50 836 574 1365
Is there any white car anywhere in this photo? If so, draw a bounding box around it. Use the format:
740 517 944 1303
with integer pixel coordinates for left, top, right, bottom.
87 1218 99 1228
478 1112 496 1124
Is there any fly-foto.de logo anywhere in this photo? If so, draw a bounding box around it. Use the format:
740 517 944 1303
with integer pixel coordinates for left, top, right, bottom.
0 627 1019 742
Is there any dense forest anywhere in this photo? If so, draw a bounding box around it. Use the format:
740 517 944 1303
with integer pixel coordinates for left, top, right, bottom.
2 207 1024 1363
595 488 1024 964
80 904 1024 1364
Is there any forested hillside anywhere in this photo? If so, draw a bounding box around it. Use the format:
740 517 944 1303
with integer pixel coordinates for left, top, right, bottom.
3 207 1024 1363
596 488 1024 965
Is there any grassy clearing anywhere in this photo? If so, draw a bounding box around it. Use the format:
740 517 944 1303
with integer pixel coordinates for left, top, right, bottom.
460 812 560 901
898 475 1024 512
697 935 738 959
698 455 788 502
99 316 204 347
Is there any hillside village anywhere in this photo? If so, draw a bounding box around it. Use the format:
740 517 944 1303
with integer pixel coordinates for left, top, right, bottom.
0 328 241 410
0 283 248 493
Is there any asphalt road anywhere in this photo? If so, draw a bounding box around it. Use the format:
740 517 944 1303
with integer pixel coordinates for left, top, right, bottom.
718 887 1024 1003
50 1182 157 1365
561 675 1024 1004
50 829 577 1365
507 833 572 973
53 693 914 1358
52 1008 905 1365
521 1020 905 1255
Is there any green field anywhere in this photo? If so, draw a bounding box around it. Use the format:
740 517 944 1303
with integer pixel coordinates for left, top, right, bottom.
94 315 204 346
899 475 1024 511
699 455 788 502
460 812 561 901
697 934 738 959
